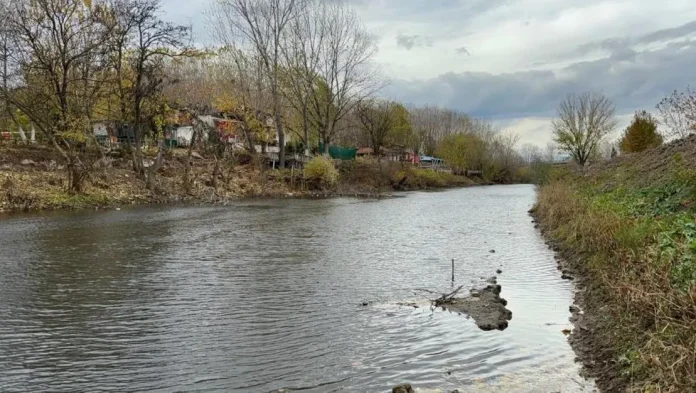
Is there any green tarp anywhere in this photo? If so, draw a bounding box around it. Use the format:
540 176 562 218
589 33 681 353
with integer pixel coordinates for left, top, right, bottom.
319 144 357 160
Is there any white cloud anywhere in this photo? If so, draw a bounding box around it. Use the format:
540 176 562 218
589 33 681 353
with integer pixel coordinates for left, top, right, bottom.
496 113 634 149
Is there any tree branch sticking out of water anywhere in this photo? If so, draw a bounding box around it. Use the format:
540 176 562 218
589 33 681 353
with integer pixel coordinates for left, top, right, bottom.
433 285 464 307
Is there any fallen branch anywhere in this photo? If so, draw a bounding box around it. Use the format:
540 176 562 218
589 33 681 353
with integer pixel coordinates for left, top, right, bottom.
433 285 464 307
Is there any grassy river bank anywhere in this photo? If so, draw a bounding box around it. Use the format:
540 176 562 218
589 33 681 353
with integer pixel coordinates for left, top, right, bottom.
533 135 696 392
0 144 481 213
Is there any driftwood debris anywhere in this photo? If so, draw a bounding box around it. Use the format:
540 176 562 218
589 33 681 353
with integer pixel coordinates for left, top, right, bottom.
433 285 464 307
419 282 512 331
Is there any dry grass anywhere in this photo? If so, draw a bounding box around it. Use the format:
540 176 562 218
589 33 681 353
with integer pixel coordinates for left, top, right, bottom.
1 144 480 212
535 179 696 392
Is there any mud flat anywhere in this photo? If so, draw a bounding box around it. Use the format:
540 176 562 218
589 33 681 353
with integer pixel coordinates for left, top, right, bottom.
438 284 513 331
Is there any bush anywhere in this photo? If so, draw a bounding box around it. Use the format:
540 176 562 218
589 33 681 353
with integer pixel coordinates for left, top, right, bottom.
620 111 663 153
404 168 471 189
304 155 339 189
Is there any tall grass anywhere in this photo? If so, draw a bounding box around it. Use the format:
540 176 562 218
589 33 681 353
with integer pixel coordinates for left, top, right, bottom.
535 180 696 391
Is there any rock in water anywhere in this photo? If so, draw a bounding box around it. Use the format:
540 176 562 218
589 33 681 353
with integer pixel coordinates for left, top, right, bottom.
392 383 415 393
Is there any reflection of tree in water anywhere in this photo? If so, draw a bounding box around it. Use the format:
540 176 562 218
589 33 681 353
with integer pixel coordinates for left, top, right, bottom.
0 209 175 391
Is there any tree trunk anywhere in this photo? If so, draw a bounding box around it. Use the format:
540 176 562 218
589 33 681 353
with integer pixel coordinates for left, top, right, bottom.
211 154 220 189
274 110 285 168
271 79 285 168
302 105 310 156
133 122 145 177
67 154 87 194
145 147 164 193
49 135 86 194
183 121 200 194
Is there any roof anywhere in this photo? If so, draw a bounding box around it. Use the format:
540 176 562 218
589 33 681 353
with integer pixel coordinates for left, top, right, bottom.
357 147 374 155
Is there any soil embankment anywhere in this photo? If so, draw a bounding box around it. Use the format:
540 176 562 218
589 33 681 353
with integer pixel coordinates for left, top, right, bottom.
534 135 696 392
0 144 478 213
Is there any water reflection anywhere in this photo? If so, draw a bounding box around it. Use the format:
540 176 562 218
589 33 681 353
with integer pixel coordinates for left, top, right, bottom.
0 186 594 392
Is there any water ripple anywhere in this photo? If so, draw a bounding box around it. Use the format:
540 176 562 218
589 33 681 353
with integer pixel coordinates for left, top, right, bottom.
0 185 593 392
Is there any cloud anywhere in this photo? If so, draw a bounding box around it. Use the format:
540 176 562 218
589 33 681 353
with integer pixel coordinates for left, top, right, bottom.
395 34 433 50
455 46 471 56
574 20 696 59
156 0 696 148
383 36 696 121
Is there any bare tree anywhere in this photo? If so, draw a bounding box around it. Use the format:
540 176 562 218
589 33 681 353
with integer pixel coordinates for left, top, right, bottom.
356 99 396 160
4 0 113 192
656 88 696 139
0 2 15 132
544 142 557 163
409 105 474 155
490 131 521 174
307 0 381 154
520 143 542 164
279 0 325 155
112 0 193 190
552 92 617 166
211 0 305 168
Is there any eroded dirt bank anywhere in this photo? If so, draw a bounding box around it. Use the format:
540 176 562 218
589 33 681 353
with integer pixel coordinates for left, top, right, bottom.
0 145 477 213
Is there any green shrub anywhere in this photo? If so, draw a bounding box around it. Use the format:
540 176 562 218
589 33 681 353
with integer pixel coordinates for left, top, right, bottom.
304 155 339 188
404 168 470 189
619 110 663 153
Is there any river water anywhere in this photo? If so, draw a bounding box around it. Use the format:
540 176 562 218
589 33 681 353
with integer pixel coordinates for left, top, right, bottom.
0 185 593 392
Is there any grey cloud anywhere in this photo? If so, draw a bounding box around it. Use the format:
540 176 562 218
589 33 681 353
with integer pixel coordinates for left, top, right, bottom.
396 34 418 50
640 20 696 44
576 20 696 58
383 42 696 119
395 34 433 50
455 46 471 55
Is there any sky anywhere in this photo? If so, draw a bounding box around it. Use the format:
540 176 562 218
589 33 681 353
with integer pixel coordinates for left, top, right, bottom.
160 0 696 148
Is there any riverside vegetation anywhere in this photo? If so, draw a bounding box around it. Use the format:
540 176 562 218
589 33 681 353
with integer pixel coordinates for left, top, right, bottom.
0 143 482 212
533 135 696 392
0 0 530 212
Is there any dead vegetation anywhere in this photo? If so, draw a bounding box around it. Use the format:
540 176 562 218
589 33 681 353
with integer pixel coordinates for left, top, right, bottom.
534 137 696 391
0 145 478 212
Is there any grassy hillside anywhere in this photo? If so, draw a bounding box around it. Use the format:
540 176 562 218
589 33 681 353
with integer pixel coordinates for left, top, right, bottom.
533 135 696 392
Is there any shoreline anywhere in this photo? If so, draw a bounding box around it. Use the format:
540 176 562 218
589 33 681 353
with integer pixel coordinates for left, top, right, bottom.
531 136 696 392
0 144 514 215
532 208 624 392
0 171 492 215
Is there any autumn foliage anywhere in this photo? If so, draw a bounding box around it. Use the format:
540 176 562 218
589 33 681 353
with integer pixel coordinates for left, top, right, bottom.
619 111 663 153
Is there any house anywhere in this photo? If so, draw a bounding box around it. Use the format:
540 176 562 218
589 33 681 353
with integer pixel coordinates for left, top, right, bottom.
357 146 419 163
165 126 194 147
356 147 374 157
213 118 245 146
405 151 420 164
419 155 446 169
92 121 121 145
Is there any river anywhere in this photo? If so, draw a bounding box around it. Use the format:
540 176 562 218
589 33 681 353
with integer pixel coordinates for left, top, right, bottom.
0 185 593 392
